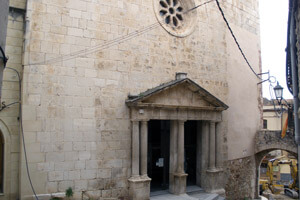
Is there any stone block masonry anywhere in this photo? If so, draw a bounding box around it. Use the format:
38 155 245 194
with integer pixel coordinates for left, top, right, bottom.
225 156 256 200
0 0 26 199
0 0 261 199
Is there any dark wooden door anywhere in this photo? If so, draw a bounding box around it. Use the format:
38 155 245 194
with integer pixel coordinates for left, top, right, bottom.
184 120 197 186
148 120 170 191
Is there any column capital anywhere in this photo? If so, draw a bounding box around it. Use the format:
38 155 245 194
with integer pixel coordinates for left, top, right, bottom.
178 120 186 124
141 119 149 123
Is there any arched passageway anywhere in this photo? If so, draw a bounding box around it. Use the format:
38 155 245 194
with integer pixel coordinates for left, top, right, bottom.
254 130 298 198
255 149 297 198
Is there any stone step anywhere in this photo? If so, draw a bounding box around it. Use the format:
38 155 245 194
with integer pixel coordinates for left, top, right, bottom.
186 185 204 195
188 192 219 200
150 192 221 200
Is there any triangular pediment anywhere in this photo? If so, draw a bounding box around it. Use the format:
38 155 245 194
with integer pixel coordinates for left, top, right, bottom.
126 78 228 111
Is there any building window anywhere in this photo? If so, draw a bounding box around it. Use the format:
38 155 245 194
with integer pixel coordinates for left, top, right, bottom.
263 119 268 129
159 0 184 27
154 0 197 37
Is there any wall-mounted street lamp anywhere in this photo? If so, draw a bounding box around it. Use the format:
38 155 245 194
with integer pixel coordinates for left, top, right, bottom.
272 81 294 137
274 82 284 106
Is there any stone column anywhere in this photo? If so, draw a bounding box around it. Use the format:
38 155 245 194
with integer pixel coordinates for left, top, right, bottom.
131 120 140 178
200 121 209 188
169 120 178 193
129 120 151 200
201 121 209 171
140 120 148 178
216 122 223 169
174 120 187 195
177 120 185 173
208 121 216 171
205 121 225 194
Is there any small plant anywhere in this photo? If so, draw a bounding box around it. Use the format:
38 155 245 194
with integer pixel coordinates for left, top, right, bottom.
66 187 73 199
50 198 61 200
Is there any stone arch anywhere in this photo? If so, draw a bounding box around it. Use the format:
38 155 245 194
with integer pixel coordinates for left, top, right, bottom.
254 148 297 198
254 131 298 198
0 119 11 196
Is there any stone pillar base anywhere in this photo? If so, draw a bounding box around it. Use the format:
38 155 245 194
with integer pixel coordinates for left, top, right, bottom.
173 173 188 195
205 169 224 193
128 176 151 200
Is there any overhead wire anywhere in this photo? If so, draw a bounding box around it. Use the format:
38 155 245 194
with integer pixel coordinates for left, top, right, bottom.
29 0 215 66
215 0 262 80
18 0 216 198
184 0 215 14
30 22 161 65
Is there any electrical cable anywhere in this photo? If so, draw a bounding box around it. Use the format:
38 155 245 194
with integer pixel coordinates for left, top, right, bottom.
29 0 215 66
0 46 8 68
0 102 20 112
30 22 161 65
12 1 214 197
4 67 39 200
184 0 215 14
215 0 262 80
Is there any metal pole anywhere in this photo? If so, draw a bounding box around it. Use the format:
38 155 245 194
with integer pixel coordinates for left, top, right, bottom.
289 0 300 198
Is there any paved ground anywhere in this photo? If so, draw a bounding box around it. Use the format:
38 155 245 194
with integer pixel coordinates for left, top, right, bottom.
150 186 222 200
151 193 199 200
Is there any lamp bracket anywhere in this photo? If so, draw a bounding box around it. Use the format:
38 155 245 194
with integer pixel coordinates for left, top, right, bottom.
257 71 276 85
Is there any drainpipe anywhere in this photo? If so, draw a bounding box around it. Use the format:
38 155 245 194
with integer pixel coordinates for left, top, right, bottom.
0 0 9 104
289 0 300 198
290 0 299 144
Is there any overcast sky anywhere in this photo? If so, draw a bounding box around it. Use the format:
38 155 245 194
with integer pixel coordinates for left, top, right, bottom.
259 0 292 100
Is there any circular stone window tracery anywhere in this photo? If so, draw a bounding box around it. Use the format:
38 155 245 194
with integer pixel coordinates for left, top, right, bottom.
154 0 197 37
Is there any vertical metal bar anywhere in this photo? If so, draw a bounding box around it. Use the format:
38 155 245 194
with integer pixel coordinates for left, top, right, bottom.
289 0 300 199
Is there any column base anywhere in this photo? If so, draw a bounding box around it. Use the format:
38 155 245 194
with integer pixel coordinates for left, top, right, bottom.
204 169 224 193
128 176 151 200
173 173 188 195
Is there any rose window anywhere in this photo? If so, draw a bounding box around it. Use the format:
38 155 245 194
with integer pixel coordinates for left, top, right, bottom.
159 0 184 28
153 0 197 37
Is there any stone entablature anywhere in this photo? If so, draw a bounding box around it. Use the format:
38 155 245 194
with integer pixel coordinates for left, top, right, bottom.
129 107 223 122
127 77 228 122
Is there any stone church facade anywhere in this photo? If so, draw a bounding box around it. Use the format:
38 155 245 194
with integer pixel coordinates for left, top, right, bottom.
0 0 261 199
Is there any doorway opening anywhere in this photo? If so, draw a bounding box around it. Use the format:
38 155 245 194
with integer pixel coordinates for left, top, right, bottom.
148 120 170 192
184 120 197 186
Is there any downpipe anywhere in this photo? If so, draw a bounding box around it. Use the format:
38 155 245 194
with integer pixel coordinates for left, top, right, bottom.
289 0 300 200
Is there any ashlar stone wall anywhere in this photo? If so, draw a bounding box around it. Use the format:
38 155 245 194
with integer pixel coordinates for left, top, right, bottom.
0 0 26 199
3 0 262 199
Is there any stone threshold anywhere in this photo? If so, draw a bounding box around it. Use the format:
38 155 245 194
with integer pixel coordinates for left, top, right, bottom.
150 186 222 200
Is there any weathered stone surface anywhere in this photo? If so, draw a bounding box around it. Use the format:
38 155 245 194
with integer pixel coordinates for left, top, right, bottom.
1 0 261 199
128 177 151 200
225 156 256 200
255 130 297 154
